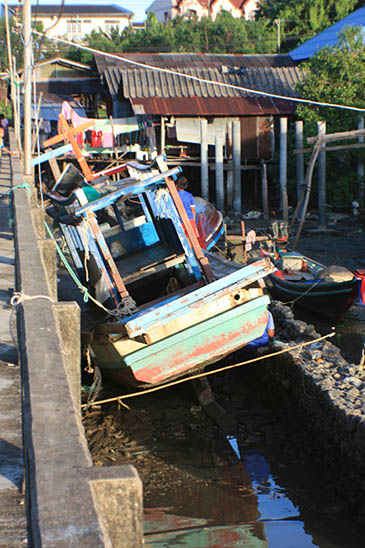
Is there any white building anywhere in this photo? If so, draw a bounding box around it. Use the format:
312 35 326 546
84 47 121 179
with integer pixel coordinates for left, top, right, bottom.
146 0 258 22
6 3 133 43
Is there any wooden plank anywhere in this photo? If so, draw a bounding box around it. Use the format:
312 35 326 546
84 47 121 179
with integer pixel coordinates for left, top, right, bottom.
124 257 274 338
307 128 365 145
122 255 185 285
58 115 94 181
42 119 95 148
226 234 270 242
31 144 73 166
141 287 264 344
74 167 181 216
75 188 130 300
95 281 205 334
295 143 365 154
46 149 62 182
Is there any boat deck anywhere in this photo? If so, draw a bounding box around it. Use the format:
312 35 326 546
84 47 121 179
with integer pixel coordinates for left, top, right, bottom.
117 244 185 284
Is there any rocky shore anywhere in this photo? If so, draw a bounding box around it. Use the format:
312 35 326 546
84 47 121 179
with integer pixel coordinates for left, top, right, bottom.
253 299 365 516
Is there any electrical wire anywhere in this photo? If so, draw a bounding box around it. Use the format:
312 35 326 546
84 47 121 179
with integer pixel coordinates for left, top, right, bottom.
32 30 365 113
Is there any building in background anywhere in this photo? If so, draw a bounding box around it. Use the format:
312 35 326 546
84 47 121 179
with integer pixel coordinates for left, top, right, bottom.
6 3 133 43
146 0 258 23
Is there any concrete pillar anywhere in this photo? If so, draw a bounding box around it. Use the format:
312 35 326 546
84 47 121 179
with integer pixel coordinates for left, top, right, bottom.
200 118 209 200
358 117 364 204
232 120 241 212
317 120 326 228
261 160 269 220
160 116 166 155
295 120 304 202
279 117 288 223
215 134 224 212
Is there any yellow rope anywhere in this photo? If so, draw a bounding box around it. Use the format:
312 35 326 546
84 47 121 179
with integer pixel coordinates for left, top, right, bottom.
81 331 335 409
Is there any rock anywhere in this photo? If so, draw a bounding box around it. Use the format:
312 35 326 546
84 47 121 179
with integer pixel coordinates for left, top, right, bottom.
347 387 361 400
352 378 363 388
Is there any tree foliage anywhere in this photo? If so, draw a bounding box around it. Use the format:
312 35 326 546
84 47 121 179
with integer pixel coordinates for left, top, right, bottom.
67 10 277 63
296 27 365 131
256 0 358 51
0 16 25 72
295 27 365 208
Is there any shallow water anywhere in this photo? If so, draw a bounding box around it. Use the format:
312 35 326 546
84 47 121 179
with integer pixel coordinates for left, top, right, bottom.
144 435 365 547
143 302 365 547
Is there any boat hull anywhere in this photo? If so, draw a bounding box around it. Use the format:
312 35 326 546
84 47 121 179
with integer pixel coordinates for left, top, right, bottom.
93 295 270 387
268 272 358 319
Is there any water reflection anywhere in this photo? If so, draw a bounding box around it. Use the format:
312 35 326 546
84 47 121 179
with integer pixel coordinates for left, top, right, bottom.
242 449 315 547
145 437 316 547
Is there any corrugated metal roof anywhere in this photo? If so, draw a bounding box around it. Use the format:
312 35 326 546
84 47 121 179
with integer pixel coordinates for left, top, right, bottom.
95 53 303 115
129 96 297 116
290 6 365 61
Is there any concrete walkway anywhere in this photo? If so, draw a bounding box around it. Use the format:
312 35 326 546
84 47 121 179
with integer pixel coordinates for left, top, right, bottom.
0 153 27 547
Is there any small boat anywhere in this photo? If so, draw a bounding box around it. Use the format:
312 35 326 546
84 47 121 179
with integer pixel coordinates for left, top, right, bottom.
46 155 275 387
194 197 224 250
266 250 365 319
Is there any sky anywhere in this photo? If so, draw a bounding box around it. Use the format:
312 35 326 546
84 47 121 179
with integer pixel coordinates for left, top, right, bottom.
31 1 152 22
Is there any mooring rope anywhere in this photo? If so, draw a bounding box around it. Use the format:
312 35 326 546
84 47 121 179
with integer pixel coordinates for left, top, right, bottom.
81 331 336 410
10 292 55 306
279 278 323 307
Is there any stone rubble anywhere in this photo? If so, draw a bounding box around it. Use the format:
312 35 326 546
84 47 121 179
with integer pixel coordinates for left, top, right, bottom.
258 299 365 515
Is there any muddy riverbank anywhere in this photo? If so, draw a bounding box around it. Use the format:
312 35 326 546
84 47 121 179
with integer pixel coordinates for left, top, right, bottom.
81 291 365 546
77 212 365 546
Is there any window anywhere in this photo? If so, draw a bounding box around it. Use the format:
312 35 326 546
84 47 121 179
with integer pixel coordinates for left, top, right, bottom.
104 20 120 34
66 19 82 41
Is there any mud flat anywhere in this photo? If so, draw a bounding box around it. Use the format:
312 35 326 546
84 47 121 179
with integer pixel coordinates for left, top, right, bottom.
82 297 365 531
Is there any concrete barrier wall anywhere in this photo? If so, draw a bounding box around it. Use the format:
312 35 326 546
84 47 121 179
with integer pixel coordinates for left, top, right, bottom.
10 132 143 547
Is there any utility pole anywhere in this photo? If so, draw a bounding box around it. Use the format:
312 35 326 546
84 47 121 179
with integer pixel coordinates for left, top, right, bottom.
275 18 281 53
23 0 32 176
4 0 20 148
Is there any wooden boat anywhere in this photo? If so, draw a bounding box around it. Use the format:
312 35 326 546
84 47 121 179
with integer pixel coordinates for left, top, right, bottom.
194 197 224 250
46 155 275 387
266 250 365 319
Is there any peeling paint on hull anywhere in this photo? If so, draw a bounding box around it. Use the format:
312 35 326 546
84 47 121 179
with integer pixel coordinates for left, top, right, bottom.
93 295 270 386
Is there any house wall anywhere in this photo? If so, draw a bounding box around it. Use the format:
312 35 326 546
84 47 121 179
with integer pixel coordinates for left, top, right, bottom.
242 0 258 20
33 65 92 82
34 14 130 42
146 0 175 21
147 0 258 21
210 0 242 20
174 116 273 160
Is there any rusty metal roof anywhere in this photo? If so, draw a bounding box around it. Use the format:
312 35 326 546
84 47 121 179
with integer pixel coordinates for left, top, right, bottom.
129 96 298 116
94 53 303 116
